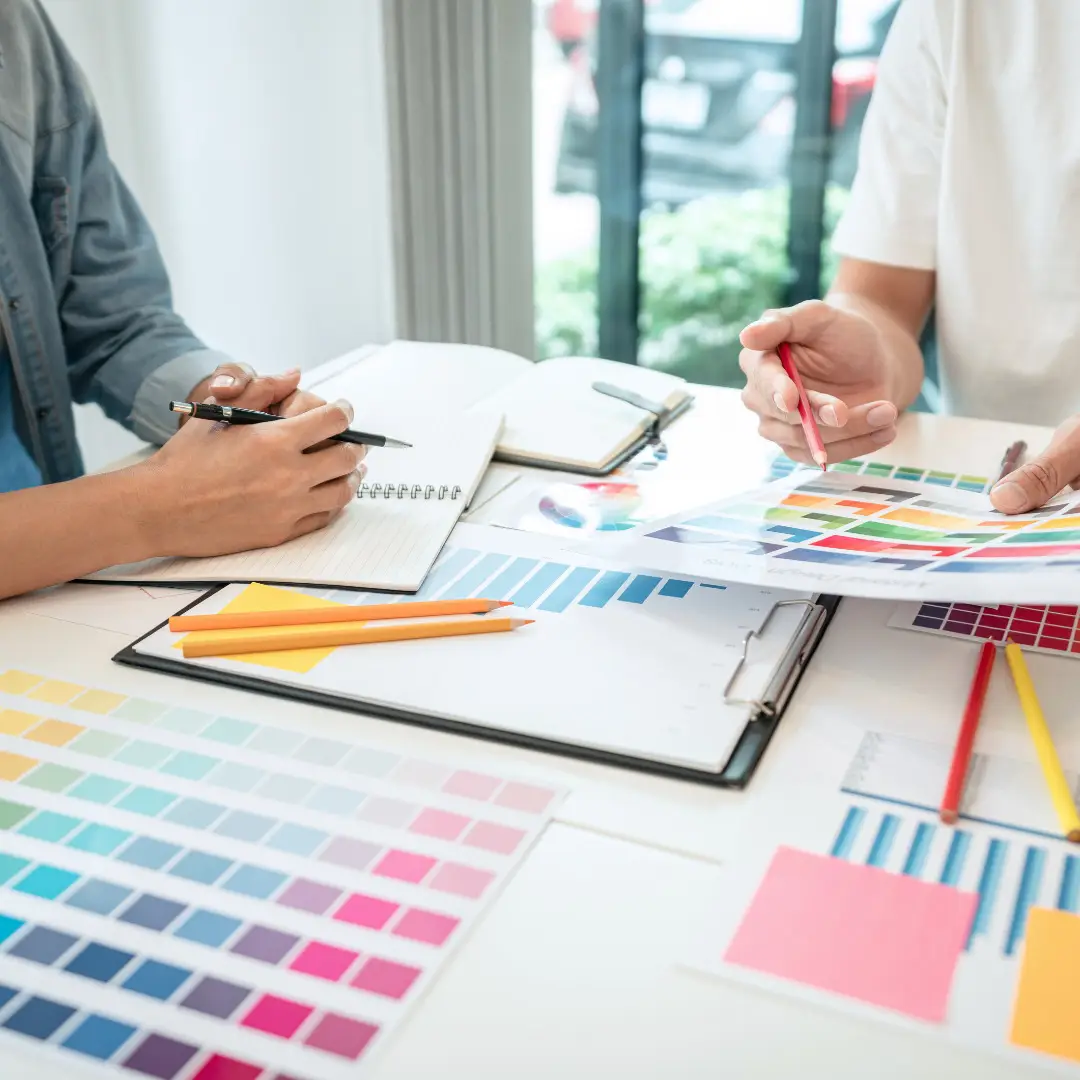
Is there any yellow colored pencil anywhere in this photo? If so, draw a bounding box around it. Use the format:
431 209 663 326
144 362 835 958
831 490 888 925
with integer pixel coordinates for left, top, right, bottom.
1004 640 1080 843
181 616 533 659
170 597 511 632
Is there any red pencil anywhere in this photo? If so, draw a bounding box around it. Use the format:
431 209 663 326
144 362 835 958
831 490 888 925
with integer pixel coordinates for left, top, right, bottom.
940 639 996 824
778 342 827 470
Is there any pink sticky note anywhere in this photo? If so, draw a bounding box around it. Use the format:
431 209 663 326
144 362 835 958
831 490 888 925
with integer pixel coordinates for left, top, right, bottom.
724 846 977 1022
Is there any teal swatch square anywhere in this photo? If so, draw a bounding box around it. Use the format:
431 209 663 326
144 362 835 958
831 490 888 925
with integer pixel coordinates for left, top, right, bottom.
14 865 79 899
70 731 126 758
159 752 217 781
155 708 213 734
201 718 257 746
162 799 226 829
256 773 316 805
67 824 131 856
0 854 30 885
0 914 25 944
113 741 171 769
115 787 175 817
69 775 129 805
18 811 82 842
208 763 263 793
246 727 304 756
112 698 168 724
220 864 286 899
116 837 182 871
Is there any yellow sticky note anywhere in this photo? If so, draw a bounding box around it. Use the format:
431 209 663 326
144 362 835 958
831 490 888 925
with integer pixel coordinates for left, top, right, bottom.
0 710 41 736
178 583 348 675
1010 907 1080 1062
27 680 85 705
0 671 42 695
70 689 128 715
0 751 38 781
24 719 84 747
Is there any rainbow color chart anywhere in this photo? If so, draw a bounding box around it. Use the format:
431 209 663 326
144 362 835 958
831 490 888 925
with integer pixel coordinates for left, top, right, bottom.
768 456 991 493
0 669 560 1080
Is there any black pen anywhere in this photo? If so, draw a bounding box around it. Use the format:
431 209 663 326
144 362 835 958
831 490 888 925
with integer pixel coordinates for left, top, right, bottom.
169 401 411 448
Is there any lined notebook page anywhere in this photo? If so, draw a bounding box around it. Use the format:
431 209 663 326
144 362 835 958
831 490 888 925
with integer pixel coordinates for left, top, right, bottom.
90 412 503 590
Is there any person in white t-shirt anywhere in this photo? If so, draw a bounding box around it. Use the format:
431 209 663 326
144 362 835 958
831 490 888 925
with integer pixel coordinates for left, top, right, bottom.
739 0 1080 515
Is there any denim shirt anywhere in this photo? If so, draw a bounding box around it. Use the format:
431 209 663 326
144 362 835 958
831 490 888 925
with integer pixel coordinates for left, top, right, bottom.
0 0 230 483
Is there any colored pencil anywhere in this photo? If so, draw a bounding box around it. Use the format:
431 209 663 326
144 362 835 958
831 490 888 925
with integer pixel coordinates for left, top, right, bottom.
778 342 827 470
939 639 996 824
181 616 533 658
1004 640 1080 843
170 597 512 632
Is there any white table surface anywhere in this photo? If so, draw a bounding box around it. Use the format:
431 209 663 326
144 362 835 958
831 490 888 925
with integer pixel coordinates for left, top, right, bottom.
0 389 1062 1079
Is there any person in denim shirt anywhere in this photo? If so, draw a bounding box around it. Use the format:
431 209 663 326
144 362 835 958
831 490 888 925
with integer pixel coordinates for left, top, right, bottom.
0 1 365 599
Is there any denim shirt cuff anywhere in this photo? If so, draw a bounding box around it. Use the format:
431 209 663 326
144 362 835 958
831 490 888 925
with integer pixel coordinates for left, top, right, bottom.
129 349 234 445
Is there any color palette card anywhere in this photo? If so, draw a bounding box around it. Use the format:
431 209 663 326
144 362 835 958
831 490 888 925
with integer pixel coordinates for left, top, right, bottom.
768 455 991 493
0 669 563 1080
601 471 1080 603
890 602 1080 660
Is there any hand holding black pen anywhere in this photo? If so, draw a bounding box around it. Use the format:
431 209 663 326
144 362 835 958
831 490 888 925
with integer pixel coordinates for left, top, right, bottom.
170 400 412 449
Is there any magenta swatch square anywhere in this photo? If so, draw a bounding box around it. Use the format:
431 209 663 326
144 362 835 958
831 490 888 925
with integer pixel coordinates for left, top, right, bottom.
392 908 459 946
276 878 341 915
428 862 495 899
241 994 314 1039
493 781 554 814
352 957 422 1000
304 1013 379 1060
463 821 526 855
289 942 358 982
442 770 501 800
409 808 471 841
334 893 398 930
191 1055 262 1080
374 849 437 884
723 846 977 1022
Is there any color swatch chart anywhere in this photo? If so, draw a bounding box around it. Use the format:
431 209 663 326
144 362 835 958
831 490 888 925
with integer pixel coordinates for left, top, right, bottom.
890 602 1080 659
0 669 561 1080
768 455 991 493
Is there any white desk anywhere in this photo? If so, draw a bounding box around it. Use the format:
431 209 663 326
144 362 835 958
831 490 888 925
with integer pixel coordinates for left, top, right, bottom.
0 391 1061 1079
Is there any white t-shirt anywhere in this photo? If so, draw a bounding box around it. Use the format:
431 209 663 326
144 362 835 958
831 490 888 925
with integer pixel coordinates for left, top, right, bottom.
831 0 1080 426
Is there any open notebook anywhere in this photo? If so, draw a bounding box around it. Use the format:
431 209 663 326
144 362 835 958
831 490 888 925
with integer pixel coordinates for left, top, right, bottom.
304 341 695 474
88 410 503 591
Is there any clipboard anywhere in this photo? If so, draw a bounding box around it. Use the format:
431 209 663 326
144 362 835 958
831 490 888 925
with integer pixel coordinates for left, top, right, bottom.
112 589 841 790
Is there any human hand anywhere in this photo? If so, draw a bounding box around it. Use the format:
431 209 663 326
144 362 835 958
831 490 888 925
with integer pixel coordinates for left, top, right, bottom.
185 362 326 420
990 418 1080 514
139 399 367 556
739 300 900 465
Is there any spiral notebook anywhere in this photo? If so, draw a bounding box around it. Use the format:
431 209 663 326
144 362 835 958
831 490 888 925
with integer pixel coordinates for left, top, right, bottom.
87 410 504 591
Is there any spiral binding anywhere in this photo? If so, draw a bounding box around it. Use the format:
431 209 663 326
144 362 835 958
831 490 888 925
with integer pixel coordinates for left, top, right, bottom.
356 483 463 501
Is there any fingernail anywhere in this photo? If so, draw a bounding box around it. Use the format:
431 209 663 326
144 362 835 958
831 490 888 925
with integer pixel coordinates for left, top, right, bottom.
210 374 236 389
991 480 1027 514
866 403 897 428
773 393 788 413
285 367 300 375
335 398 354 423
819 405 838 427
751 314 781 327
358 462 368 480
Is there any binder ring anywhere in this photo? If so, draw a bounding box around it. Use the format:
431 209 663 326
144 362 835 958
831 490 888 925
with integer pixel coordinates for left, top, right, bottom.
723 598 827 715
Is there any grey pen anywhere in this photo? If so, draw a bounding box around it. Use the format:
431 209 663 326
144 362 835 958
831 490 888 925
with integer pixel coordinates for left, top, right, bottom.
169 401 411 448
995 440 1027 483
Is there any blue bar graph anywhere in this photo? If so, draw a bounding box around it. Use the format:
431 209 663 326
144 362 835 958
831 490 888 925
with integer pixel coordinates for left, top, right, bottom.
619 575 662 605
902 822 934 877
483 558 540 601
940 831 971 887
579 572 631 609
539 568 601 613
1058 854 1080 913
415 548 480 599
510 563 570 608
658 579 693 598
968 839 1007 948
440 553 511 599
1005 846 1046 956
867 814 900 868
831 806 866 859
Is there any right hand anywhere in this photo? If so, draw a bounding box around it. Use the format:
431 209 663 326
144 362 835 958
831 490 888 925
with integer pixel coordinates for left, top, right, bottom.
739 300 900 466
135 399 366 557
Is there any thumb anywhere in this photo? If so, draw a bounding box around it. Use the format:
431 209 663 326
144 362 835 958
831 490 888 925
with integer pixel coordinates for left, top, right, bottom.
740 299 837 351
206 362 257 400
990 452 1071 514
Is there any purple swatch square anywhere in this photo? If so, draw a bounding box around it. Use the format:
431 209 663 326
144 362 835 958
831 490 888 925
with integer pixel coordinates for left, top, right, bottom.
123 1033 199 1078
276 878 341 915
180 976 251 1019
230 925 299 965
319 837 381 871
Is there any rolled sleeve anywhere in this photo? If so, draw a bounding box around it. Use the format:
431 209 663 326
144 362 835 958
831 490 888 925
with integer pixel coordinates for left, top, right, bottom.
130 348 234 445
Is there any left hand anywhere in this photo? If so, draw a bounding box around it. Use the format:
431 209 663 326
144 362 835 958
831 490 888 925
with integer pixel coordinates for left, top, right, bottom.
184 362 326 420
990 417 1080 514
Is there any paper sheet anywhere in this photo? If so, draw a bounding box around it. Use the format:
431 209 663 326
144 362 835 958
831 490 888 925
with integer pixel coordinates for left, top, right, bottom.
0 585 201 638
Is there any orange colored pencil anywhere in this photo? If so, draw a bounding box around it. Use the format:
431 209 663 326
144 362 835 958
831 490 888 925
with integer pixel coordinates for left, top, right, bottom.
779 342 827 470
181 616 533 659
170 598 511 633
940 639 996 824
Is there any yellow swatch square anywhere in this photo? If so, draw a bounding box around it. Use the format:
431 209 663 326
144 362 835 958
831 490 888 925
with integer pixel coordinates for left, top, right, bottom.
0 751 38 781
0 710 40 736
24 719 84 747
0 671 42 695
70 689 128 715
27 680 85 705
1010 907 1080 1062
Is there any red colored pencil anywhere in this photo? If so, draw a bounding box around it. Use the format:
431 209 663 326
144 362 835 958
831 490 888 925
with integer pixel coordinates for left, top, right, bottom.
778 342 827 470
940 639 997 824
